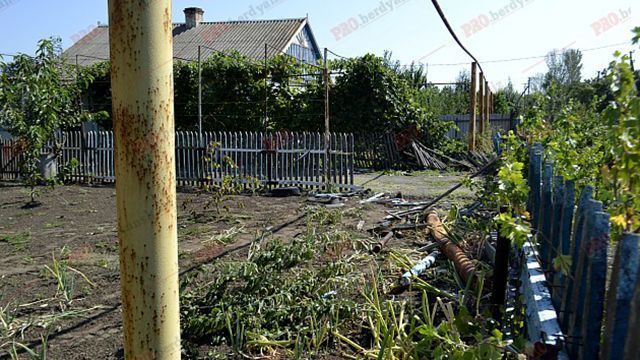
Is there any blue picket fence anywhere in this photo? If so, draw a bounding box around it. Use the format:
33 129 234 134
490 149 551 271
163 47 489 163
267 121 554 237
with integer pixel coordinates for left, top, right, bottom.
524 142 640 360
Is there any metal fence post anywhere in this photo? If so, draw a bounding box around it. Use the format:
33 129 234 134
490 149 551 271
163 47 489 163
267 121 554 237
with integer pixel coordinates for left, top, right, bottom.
108 1 181 358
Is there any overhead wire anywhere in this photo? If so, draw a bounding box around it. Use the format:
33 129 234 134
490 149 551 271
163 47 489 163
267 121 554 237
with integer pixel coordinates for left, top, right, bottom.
395 41 632 68
428 0 488 84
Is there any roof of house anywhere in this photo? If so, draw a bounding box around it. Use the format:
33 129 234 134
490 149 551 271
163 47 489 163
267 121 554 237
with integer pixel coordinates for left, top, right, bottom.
64 17 321 67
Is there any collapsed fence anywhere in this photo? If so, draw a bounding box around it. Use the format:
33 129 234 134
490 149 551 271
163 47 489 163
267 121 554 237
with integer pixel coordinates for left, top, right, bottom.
522 142 640 359
0 131 356 189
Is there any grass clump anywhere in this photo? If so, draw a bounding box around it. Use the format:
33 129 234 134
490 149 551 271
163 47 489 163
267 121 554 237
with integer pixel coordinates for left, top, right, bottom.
0 232 31 251
180 232 361 357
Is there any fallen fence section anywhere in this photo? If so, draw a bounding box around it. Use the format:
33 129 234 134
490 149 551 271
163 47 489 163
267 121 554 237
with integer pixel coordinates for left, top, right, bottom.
520 241 568 359
526 142 640 360
0 131 356 190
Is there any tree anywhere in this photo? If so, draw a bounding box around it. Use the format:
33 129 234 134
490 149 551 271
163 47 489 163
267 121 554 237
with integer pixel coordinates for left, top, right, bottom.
543 48 583 89
493 80 519 115
0 38 93 204
563 49 583 85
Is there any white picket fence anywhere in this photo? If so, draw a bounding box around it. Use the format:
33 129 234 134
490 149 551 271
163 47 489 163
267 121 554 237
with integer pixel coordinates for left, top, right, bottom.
0 131 356 189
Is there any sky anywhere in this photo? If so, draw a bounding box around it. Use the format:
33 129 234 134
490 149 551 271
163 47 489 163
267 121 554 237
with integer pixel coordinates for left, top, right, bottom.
0 0 638 92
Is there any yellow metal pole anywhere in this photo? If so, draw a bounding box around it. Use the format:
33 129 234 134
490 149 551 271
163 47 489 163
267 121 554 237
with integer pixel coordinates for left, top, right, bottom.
108 1 181 359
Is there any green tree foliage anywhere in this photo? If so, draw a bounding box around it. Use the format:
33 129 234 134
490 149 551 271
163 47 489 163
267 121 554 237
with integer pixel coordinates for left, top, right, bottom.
514 27 640 236
493 80 519 115
413 71 471 116
80 52 459 149
0 38 95 203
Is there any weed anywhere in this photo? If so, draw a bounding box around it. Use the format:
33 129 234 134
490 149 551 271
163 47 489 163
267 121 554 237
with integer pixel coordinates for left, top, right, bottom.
181 231 362 357
44 247 95 308
179 226 210 238
0 232 31 251
334 270 507 359
305 207 343 227
206 226 245 245
9 333 49 360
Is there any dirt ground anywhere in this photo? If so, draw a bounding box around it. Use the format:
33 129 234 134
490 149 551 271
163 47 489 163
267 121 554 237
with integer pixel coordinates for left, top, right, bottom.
0 171 473 359
355 171 474 201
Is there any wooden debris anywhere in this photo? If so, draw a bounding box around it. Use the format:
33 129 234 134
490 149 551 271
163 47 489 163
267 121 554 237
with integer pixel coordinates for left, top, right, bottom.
359 192 385 204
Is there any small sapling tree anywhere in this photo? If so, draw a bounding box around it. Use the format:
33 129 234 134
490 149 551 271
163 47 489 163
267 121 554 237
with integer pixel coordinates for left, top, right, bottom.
0 38 96 205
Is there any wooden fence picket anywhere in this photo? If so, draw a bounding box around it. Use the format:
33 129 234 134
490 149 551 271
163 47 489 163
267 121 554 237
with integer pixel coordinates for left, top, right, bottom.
625 279 640 360
0 130 356 190
579 212 610 360
601 233 640 360
524 142 640 359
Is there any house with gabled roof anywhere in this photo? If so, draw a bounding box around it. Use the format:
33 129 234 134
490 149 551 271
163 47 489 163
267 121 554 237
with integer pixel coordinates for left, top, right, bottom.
64 7 322 66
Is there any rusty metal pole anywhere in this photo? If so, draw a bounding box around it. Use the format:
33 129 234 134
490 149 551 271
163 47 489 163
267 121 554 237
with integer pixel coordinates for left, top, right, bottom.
108 1 181 359
468 62 477 152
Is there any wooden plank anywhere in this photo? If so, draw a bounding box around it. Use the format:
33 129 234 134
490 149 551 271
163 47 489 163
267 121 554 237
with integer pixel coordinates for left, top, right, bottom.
469 62 477 151
521 241 567 356
349 133 355 185
579 212 610 360
601 233 640 360
538 161 554 271
529 144 543 230
560 185 594 328
548 176 565 272
567 199 604 356
625 275 640 360
552 180 575 310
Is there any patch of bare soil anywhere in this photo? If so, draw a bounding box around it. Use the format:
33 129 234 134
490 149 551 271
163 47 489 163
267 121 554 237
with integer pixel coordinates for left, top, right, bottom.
0 183 399 359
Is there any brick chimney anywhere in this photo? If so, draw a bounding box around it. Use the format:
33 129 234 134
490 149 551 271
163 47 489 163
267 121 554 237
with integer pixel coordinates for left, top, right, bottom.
184 7 204 29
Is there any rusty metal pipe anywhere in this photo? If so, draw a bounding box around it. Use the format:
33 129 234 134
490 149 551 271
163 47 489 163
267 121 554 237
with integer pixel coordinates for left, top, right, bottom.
372 232 394 253
108 0 181 358
426 212 476 284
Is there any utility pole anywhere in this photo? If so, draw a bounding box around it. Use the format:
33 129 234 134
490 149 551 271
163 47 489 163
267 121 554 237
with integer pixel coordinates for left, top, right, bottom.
75 54 83 112
264 43 268 129
484 80 490 135
324 48 331 190
469 62 477 152
108 1 181 359
198 45 203 145
478 72 484 148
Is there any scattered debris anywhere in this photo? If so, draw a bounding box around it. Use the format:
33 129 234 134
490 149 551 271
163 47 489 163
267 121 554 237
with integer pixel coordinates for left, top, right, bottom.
372 232 394 253
426 211 477 285
271 187 302 197
359 192 385 204
400 250 441 286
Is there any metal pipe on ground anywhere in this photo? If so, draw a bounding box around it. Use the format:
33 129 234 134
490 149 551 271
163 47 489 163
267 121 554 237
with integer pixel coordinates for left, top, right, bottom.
108 1 181 358
400 250 441 286
426 211 477 285
372 232 394 253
